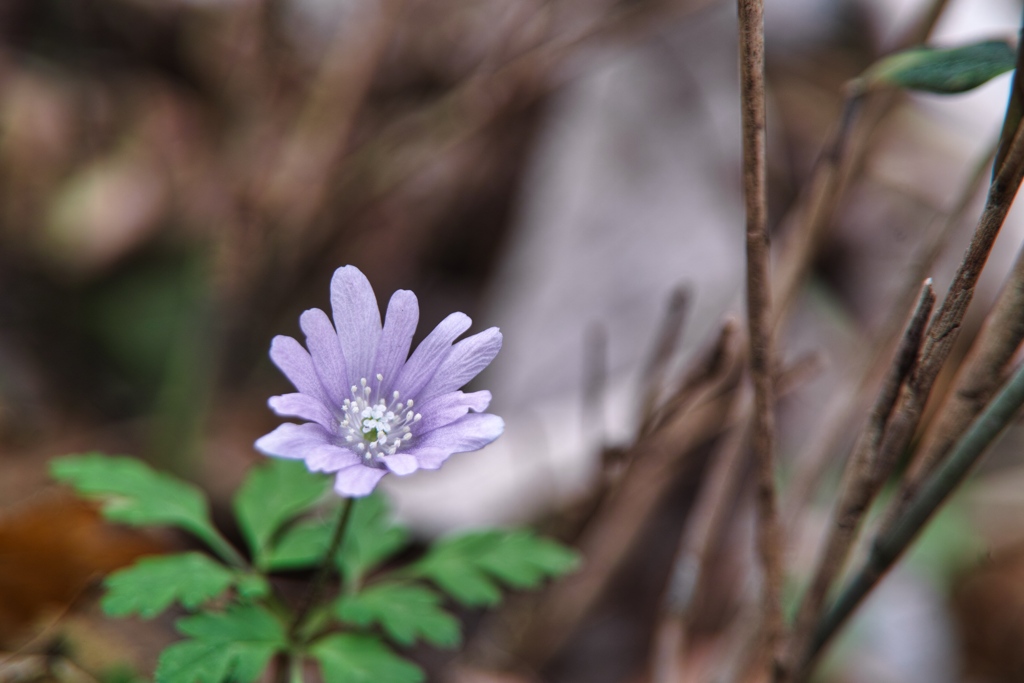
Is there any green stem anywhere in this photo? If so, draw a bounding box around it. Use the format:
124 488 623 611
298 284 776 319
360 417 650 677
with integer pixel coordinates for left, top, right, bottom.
805 355 1024 668
194 526 249 570
289 654 305 683
288 498 356 642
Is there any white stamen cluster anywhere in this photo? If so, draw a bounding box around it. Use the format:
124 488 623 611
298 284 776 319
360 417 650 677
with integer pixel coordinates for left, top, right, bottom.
340 375 421 463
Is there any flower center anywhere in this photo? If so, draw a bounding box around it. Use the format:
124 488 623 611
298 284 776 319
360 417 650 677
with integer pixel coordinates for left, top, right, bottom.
340 375 421 463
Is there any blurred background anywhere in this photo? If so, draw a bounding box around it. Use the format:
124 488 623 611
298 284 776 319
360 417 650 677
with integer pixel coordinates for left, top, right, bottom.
2 0 1024 681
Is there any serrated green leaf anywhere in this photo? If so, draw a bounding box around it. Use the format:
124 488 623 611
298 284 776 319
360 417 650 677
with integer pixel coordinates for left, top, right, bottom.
335 583 461 648
475 531 580 588
156 605 285 683
233 459 330 567
410 530 579 607
263 517 334 571
309 634 423 683
156 641 233 683
336 494 409 585
420 564 503 607
234 573 271 601
102 553 234 618
855 40 1015 95
50 454 232 562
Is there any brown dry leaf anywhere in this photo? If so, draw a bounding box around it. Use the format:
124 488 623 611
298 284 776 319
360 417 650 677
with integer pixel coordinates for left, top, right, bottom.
0 496 162 647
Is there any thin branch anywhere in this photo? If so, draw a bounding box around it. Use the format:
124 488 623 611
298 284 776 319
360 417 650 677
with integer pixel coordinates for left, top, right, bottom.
737 0 784 674
650 389 753 683
804 354 1024 670
881 144 1023 527
639 286 692 435
782 136 997 532
780 280 935 682
771 0 952 323
509 360 742 668
648 319 740 434
794 82 1024 683
861 113 1024 528
886 239 1024 526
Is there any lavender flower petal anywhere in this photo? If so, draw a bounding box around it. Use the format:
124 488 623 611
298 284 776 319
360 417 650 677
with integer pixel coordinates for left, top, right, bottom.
255 422 333 460
270 336 329 404
381 453 418 475
394 312 471 399
418 327 502 401
415 390 491 432
305 445 361 472
410 412 504 469
374 290 419 396
330 266 382 385
334 465 387 497
268 393 336 429
257 265 504 497
300 308 349 407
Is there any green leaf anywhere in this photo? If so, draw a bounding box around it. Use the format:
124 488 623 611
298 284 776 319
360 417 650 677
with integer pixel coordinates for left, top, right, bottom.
410 530 579 607
102 553 234 618
335 583 461 649
50 454 230 559
309 634 423 683
263 517 334 571
234 573 272 601
233 459 330 567
336 494 409 584
854 40 1016 95
155 605 285 683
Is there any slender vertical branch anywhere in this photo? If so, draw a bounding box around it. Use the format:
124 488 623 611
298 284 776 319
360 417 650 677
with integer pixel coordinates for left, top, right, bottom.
737 0 784 675
780 280 935 682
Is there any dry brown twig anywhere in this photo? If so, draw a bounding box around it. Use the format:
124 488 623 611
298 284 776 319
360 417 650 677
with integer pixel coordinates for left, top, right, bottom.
639 287 693 435
508 359 743 669
771 0 953 324
863 118 1024 523
737 0 784 676
884 245 1024 526
881 150 1024 528
778 280 936 682
791 90 1024 683
649 388 753 683
647 320 740 436
781 137 997 533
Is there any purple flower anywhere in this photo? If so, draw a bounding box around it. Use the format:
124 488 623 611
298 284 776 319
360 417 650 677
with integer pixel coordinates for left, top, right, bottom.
255 266 504 497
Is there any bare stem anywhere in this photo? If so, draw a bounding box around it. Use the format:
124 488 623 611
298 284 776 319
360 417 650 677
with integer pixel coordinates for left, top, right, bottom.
886 235 1024 526
794 89 1024 683
782 136 997 534
804 353 1024 669
650 389 754 683
737 0 784 675
781 280 935 682
881 59 1024 528
862 115 1024 531
288 498 356 642
639 287 692 435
